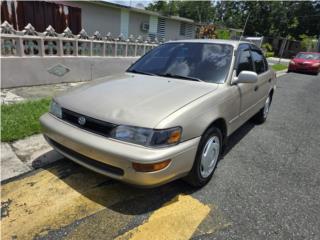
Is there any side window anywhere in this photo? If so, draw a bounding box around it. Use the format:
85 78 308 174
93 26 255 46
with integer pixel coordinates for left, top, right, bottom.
237 49 254 76
251 50 266 74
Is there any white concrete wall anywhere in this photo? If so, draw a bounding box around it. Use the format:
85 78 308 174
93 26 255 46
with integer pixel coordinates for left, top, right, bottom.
120 9 129 38
67 1 121 36
1 57 138 88
129 12 150 38
164 19 194 40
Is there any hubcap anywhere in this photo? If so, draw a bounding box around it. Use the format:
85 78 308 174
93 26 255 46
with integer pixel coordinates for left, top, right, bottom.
200 136 220 178
263 96 271 119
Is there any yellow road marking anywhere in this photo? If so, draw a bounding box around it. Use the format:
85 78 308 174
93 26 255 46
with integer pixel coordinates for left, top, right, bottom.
116 194 211 240
1 163 141 240
1 161 230 240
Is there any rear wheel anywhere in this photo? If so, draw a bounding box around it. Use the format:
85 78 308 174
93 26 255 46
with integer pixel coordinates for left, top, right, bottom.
254 95 272 124
186 127 222 187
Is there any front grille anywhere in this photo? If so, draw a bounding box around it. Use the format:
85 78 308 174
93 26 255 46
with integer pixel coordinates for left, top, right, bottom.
62 108 117 137
48 137 124 176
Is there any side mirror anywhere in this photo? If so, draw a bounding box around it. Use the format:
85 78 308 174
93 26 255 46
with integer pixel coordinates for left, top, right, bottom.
233 71 258 84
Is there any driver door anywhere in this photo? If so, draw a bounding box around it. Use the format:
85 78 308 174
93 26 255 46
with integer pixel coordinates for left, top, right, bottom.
235 44 257 121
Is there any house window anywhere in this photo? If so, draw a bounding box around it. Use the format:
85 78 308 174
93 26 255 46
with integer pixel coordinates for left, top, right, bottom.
157 18 166 41
180 23 186 36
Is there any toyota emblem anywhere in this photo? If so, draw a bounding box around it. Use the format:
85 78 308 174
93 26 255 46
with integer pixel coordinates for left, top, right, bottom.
78 116 86 126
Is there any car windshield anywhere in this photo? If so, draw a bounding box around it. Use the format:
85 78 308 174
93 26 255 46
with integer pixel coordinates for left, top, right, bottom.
296 53 320 60
127 42 233 83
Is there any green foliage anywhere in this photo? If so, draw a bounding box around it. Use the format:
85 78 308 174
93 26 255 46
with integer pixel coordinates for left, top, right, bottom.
266 52 275 58
145 1 179 16
146 1 320 40
1 98 50 142
146 1 215 23
216 29 230 40
272 64 287 71
299 34 318 51
262 43 273 52
215 1 320 39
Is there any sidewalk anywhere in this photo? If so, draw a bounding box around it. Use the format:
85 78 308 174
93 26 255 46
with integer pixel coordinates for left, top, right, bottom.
1 81 86 104
1 134 63 182
267 57 290 66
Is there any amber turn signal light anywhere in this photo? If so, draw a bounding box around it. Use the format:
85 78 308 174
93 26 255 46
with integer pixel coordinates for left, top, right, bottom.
132 159 171 172
167 130 181 144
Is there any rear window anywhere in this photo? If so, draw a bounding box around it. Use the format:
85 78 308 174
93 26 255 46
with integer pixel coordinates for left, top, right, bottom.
296 53 320 60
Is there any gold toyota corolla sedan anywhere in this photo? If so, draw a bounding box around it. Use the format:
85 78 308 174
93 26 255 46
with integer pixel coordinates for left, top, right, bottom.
40 40 276 187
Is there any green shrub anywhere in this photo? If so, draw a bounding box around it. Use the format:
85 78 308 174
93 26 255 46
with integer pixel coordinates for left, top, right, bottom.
299 34 317 51
262 43 273 52
266 52 275 58
216 29 230 40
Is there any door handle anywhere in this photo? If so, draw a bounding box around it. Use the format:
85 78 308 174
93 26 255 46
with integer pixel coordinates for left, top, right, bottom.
268 78 272 83
254 86 259 91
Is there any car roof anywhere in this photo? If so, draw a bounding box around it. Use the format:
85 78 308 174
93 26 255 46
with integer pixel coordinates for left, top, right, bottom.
166 39 252 49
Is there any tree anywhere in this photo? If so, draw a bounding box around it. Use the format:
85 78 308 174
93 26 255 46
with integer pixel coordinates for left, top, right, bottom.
214 1 320 40
146 0 215 23
177 1 215 23
145 1 179 16
146 1 320 40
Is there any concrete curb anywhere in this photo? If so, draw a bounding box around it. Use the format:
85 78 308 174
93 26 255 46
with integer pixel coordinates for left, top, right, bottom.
1 134 63 182
276 69 288 78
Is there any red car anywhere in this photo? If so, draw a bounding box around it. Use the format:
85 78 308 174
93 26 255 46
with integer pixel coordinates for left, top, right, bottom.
288 52 320 75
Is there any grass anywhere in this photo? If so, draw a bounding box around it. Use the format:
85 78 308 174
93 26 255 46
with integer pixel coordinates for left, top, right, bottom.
1 98 51 142
272 64 288 71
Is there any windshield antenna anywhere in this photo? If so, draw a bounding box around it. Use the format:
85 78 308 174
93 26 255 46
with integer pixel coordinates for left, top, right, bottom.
239 12 250 42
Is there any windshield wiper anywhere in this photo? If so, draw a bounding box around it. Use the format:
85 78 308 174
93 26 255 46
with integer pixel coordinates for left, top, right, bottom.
160 73 203 82
127 69 157 76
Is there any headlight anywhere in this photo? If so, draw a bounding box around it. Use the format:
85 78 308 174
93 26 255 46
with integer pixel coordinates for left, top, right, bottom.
110 125 182 147
50 100 62 118
289 60 295 65
312 62 320 67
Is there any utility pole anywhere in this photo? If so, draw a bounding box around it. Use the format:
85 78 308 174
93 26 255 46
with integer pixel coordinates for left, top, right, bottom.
279 37 288 63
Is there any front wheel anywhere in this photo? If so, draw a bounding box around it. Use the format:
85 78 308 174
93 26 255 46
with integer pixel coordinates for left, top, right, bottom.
186 127 222 187
254 95 272 124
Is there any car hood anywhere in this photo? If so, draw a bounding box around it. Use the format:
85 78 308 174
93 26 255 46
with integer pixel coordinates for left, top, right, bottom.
55 73 218 128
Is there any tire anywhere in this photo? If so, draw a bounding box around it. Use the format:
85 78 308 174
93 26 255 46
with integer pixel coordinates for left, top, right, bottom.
185 127 222 187
254 94 272 124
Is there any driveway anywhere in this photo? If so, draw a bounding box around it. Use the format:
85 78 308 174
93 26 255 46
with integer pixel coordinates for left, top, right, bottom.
1 72 320 240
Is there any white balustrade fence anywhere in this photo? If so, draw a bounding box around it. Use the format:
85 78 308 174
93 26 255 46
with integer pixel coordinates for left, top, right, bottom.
1 21 159 58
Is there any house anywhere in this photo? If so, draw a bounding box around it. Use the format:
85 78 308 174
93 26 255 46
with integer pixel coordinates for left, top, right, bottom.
0 0 196 41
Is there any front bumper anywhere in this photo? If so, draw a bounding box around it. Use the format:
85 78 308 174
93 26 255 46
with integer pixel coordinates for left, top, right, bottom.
40 113 200 187
288 64 320 73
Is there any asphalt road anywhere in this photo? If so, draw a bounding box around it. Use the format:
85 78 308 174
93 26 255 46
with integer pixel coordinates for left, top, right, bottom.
2 72 320 240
